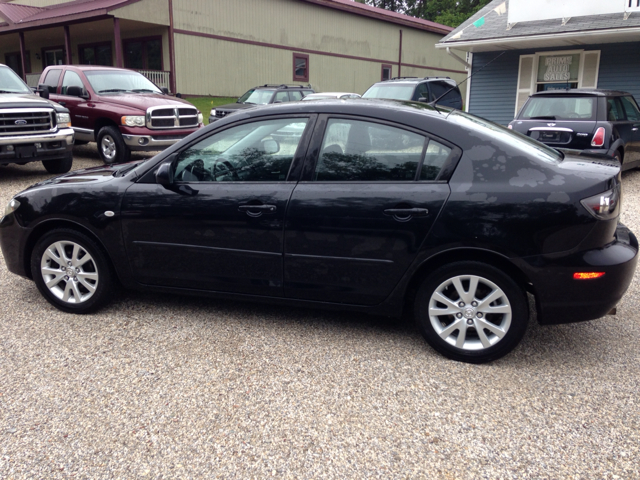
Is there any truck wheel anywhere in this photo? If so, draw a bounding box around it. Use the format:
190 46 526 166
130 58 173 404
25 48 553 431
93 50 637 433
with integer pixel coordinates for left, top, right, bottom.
97 126 131 165
42 152 73 174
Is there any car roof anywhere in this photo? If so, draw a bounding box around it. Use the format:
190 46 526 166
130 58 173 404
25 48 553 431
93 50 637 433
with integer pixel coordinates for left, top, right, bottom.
531 89 632 97
252 84 313 90
372 77 457 86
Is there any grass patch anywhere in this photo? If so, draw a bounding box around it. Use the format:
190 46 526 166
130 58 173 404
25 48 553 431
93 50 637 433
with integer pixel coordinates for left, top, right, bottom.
185 97 238 124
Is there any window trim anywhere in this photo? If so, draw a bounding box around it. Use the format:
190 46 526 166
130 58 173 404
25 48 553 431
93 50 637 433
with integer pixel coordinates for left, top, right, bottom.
122 35 163 70
293 53 309 82
381 64 392 81
78 41 113 66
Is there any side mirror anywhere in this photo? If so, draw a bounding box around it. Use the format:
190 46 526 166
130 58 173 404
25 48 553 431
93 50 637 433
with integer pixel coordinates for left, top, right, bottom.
156 162 174 187
261 138 280 154
175 92 182 98
66 85 87 98
37 84 50 99
161 87 169 95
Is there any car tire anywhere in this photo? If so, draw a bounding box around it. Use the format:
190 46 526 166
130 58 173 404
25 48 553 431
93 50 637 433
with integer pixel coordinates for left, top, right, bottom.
42 152 73 174
31 229 114 314
97 126 130 165
414 261 528 364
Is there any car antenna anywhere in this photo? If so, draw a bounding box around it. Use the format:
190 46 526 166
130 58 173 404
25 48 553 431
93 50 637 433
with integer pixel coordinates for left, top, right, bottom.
429 51 506 113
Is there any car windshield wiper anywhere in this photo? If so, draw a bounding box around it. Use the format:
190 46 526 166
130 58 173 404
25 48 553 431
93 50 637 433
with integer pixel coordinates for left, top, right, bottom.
131 89 156 93
529 116 556 120
98 89 127 93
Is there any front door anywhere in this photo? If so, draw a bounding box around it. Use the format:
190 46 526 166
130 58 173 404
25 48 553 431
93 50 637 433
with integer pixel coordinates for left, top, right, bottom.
284 117 454 306
121 116 312 296
50 69 93 131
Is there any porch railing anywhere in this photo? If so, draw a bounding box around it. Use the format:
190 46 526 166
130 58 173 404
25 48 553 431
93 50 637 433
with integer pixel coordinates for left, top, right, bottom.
135 70 171 91
26 73 41 88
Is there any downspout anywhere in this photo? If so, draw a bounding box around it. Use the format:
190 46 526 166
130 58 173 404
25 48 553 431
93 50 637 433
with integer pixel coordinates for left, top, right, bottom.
446 47 471 69
168 0 177 94
398 29 402 77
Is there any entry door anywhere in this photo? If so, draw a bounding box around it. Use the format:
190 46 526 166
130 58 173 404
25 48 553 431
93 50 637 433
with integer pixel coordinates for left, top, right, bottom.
121 116 312 297
284 118 454 306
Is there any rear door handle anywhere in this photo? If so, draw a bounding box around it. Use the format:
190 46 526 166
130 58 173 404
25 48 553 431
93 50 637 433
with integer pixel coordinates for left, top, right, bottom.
238 204 277 217
384 208 428 216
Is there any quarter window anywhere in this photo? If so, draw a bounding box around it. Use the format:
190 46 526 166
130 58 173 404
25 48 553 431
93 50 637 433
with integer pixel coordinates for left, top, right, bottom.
293 53 309 82
607 98 625 121
421 140 452 181
315 119 427 182
173 118 309 182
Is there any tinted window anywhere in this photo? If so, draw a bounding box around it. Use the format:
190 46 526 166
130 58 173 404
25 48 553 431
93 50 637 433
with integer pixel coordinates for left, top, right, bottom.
620 96 640 121
415 83 429 101
42 69 62 91
315 119 426 181
520 96 596 121
420 140 452 181
607 98 625 121
61 70 84 95
173 118 308 182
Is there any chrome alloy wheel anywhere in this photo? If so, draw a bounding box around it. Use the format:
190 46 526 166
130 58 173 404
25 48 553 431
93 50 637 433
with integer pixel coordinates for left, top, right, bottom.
40 241 99 304
100 134 117 162
428 274 512 351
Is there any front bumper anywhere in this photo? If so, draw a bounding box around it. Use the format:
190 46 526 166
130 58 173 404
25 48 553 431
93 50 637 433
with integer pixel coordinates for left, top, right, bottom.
121 133 190 151
518 223 638 325
0 128 74 165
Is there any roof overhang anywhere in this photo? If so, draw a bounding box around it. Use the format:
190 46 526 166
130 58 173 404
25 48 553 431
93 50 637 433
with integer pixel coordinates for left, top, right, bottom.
437 27 640 52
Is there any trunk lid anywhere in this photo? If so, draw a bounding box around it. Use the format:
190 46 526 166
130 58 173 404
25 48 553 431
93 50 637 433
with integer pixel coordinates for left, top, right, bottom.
512 119 597 150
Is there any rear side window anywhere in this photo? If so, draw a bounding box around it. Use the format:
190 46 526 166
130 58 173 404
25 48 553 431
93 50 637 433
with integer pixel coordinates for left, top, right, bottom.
42 69 62 91
289 91 304 101
520 96 596 121
620 96 640 121
315 119 428 181
607 98 625 121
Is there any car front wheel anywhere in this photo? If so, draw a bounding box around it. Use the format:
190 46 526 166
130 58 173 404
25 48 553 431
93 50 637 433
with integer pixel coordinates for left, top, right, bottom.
42 152 73 174
31 229 114 314
97 126 131 164
414 261 528 363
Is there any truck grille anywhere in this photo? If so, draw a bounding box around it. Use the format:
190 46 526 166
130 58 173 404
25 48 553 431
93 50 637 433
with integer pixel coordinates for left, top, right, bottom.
0 108 54 136
146 106 199 130
215 109 232 118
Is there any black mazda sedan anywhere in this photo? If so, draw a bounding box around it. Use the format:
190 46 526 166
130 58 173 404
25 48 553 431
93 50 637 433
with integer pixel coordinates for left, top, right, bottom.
1 99 637 363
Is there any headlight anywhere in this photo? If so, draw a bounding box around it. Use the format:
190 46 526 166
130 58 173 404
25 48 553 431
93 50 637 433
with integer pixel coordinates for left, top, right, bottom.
198 112 204 124
210 109 216 116
121 116 146 127
4 198 20 216
56 113 71 128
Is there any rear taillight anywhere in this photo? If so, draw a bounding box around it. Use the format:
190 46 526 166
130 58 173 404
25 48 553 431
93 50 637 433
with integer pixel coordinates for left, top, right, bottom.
580 181 621 220
591 127 605 147
507 124 513 129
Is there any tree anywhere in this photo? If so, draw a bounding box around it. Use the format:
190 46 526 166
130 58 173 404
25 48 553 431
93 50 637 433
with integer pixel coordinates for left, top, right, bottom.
356 0 493 28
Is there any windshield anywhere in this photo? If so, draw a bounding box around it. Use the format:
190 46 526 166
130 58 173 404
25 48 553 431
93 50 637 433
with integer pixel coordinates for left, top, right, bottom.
450 111 563 164
362 84 414 101
84 70 162 94
237 89 275 104
0 66 32 94
520 96 596 121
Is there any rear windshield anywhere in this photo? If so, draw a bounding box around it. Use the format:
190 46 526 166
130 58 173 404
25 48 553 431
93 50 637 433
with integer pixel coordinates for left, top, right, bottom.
449 111 563 165
520 96 596 121
362 84 414 101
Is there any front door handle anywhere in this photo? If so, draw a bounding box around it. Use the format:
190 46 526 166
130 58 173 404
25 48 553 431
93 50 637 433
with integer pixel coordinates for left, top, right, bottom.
238 204 277 217
384 208 428 217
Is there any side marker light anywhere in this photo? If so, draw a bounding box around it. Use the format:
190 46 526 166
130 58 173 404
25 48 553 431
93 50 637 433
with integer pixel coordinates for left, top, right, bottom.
573 272 605 280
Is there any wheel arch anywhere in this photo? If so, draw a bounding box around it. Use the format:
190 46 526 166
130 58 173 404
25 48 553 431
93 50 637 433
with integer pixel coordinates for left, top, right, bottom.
23 219 117 282
94 117 119 137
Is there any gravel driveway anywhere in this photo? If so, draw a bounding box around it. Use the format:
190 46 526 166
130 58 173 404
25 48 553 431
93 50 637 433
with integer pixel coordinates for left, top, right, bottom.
1 146 639 479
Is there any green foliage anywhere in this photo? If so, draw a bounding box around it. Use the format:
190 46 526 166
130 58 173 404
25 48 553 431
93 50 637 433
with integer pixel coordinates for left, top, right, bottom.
358 0 493 28
184 97 238 124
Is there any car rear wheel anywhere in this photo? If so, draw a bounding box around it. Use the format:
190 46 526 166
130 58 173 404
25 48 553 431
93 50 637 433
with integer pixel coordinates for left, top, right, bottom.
414 262 528 363
31 229 113 314
97 126 130 165
42 152 73 174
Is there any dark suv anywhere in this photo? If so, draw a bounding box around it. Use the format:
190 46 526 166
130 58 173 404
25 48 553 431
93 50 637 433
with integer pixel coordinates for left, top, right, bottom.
362 77 463 109
209 84 315 123
510 89 640 170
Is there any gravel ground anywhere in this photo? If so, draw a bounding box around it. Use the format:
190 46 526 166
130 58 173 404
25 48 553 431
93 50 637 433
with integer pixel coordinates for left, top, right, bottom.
1 146 639 479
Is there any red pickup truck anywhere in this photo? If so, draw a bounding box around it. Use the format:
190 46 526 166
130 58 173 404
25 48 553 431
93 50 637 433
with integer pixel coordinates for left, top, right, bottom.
38 65 203 164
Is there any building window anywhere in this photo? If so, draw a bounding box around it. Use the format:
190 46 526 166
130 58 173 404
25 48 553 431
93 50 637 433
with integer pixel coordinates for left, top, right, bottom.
293 53 309 82
381 64 392 81
123 37 163 70
5 52 30 75
42 46 65 68
79 42 112 66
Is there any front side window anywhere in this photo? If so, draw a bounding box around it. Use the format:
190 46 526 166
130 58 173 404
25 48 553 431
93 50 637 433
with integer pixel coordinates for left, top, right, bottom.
607 98 625 121
520 96 596 121
274 91 290 103
293 53 309 82
60 70 84 95
42 69 62 91
289 90 304 101
173 118 309 182
315 119 427 181
620 96 640 121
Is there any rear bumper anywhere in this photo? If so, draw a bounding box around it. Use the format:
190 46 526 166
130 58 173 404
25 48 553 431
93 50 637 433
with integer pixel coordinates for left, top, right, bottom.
518 223 638 325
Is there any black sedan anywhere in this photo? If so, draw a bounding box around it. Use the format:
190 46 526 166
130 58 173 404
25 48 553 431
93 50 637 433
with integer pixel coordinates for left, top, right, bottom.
1 99 637 363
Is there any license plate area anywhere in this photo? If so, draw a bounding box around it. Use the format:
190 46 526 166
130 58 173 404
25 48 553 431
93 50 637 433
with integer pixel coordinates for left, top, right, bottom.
535 131 572 144
15 145 37 158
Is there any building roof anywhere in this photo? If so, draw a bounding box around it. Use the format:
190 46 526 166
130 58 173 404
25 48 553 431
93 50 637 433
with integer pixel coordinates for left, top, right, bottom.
439 0 640 52
0 0 452 35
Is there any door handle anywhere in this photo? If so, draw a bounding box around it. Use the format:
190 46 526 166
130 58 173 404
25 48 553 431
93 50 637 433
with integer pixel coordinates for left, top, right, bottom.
238 204 277 217
384 208 428 217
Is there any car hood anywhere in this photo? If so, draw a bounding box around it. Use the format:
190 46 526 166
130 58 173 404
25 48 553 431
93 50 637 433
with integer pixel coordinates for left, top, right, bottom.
0 92 66 111
95 93 197 112
25 161 146 190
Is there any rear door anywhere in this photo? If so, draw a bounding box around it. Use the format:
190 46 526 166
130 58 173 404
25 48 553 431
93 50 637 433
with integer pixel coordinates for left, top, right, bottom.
284 116 455 306
618 95 640 165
